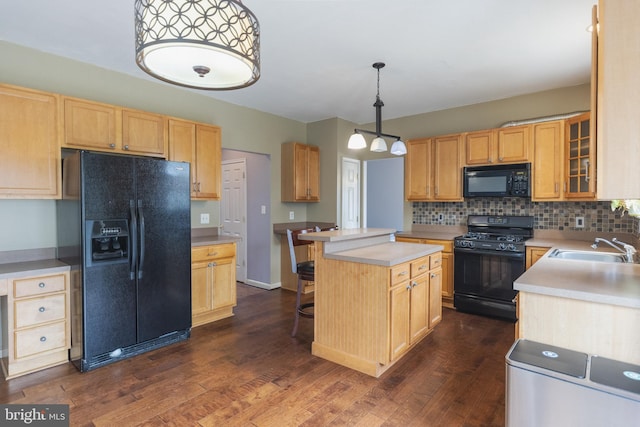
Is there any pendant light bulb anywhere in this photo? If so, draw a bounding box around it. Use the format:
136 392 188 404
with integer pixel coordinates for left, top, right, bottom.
370 137 387 152
347 132 367 149
390 139 407 155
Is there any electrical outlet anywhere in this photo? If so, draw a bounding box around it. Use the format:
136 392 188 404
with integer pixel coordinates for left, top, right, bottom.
438 213 444 222
289 211 295 220
575 216 584 228
200 213 210 224
261 205 266 215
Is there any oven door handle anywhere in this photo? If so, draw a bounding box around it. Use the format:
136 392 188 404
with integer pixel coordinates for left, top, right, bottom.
454 247 525 260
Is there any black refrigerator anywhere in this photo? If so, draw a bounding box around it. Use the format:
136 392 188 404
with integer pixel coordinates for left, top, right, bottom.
57 150 192 372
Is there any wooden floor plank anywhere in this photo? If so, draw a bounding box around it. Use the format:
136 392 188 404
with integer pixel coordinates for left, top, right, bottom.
0 283 515 426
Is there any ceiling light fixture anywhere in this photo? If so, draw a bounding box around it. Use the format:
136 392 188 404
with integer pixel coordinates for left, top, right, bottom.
134 0 260 90
347 62 406 155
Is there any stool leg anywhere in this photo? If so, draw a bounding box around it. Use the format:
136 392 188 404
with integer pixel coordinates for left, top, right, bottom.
291 276 303 337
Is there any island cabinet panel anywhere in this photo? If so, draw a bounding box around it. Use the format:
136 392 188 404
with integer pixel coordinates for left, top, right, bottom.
312 244 442 378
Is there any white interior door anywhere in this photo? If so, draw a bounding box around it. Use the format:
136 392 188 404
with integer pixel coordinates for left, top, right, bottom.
221 159 247 283
341 157 360 229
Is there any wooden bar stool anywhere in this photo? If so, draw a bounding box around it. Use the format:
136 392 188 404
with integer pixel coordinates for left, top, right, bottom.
286 228 315 337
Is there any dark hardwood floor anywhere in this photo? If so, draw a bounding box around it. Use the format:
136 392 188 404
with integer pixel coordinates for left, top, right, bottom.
0 284 515 426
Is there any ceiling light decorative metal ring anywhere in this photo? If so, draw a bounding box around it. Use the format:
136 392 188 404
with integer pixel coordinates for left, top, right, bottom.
135 0 260 90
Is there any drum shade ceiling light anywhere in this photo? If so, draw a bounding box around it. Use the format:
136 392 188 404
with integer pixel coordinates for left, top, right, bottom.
347 62 406 155
134 0 260 90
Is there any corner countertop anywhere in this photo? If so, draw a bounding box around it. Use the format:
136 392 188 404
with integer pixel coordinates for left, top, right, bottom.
191 235 240 247
0 259 70 293
515 244 640 309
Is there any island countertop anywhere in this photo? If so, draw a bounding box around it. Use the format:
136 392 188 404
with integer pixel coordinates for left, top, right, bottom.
299 228 443 267
514 251 640 309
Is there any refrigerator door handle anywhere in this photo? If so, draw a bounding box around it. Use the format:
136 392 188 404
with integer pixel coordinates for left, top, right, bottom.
137 199 146 280
129 200 138 281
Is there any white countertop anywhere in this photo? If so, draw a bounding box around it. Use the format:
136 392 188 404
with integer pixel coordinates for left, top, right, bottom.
515 245 640 309
298 228 396 242
324 242 443 267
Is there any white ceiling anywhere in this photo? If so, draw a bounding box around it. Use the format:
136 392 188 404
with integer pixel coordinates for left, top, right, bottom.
0 0 596 124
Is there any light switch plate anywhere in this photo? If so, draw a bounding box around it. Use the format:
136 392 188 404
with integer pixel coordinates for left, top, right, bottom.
200 213 210 224
575 216 584 228
289 211 295 220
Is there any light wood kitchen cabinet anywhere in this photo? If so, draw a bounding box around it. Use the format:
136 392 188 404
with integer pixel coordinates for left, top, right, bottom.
63 98 167 158
404 138 431 200
596 0 640 199
465 125 531 165
525 246 551 269
191 243 237 327
405 135 462 201
1 271 71 379
390 254 443 362
532 120 565 201
565 113 596 200
396 237 454 309
168 119 222 200
281 142 320 202
0 84 61 199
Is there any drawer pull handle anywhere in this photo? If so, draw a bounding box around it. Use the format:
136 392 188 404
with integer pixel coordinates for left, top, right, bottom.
39 307 45 313
418 265 427 270
39 282 46 288
398 271 408 276
208 252 218 257
40 336 47 342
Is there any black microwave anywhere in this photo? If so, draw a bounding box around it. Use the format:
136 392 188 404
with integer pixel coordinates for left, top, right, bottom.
463 163 531 198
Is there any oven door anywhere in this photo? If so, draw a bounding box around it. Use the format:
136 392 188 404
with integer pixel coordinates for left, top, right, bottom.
453 247 525 320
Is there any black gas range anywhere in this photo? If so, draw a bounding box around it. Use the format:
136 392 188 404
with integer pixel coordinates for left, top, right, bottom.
453 215 534 321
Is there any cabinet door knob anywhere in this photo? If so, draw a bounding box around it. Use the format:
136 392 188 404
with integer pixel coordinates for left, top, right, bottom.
109 143 116 148
39 307 45 313
431 273 436 278
40 336 47 342
38 282 46 288
406 285 411 291
124 145 129 150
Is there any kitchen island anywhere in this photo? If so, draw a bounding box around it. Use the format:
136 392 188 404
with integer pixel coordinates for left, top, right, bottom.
515 247 640 365
299 228 443 377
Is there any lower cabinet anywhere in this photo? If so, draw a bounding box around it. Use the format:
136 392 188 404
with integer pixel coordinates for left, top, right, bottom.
396 237 453 308
526 246 551 269
191 243 237 327
1 271 71 379
390 254 443 361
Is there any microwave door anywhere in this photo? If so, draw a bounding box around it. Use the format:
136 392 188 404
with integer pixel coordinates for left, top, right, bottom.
466 171 508 197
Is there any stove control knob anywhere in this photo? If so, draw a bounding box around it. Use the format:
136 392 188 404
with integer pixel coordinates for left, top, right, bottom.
498 243 506 251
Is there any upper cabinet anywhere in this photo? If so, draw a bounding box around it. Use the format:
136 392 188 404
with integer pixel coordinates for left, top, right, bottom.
281 142 320 202
596 1 640 199
168 119 221 200
405 134 463 202
565 113 595 199
465 125 531 166
0 84 60 199
532 120 564 201
63 97 166 158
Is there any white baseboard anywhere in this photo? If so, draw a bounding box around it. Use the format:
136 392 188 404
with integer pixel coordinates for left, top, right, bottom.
243 279 281 290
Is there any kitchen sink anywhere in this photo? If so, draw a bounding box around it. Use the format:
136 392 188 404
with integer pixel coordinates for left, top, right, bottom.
548 249 627 263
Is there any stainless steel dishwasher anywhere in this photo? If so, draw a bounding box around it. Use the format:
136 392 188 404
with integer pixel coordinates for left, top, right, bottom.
506 339 640 427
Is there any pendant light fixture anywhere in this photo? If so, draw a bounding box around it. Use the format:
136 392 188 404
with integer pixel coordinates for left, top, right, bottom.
347 62 406 155
134 0 260 90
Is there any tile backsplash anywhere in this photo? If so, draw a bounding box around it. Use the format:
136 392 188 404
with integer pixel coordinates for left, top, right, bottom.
413 200 639 235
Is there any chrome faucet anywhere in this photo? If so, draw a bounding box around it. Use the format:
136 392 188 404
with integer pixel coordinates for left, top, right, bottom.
591 237 637 263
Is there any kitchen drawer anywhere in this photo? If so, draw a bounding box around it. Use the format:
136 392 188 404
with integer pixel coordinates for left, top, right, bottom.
14 321 66 359
390 262 411 286
430 252 442 269
410 256 430 278
13 273 66 298
192 243 235 262
14 294 66 329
